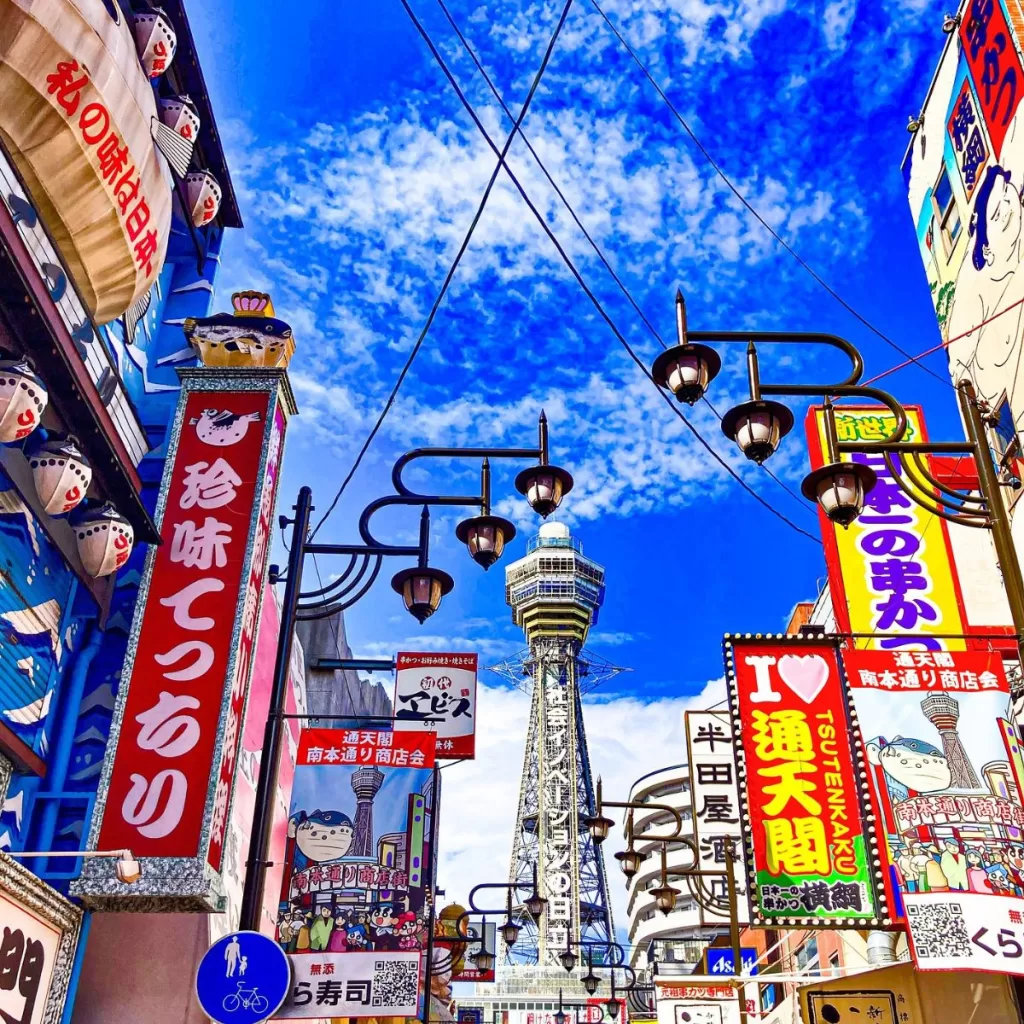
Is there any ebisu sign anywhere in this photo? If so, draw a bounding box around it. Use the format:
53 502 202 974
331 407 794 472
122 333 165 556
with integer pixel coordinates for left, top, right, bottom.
805 405 969 651
72 368 294 910
724 635 888 927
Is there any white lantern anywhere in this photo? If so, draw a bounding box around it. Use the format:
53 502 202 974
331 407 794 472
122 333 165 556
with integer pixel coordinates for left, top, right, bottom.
29 436 92 515
0 360 47 444
70 502 134 577
158 95 201 143
131 6 177 79
185 170 222 227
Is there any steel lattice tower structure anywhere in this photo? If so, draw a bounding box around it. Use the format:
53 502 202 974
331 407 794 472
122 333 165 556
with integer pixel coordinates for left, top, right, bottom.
502 521 614 966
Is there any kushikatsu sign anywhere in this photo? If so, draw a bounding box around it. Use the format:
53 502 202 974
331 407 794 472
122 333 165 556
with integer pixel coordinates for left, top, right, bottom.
725 635 887 927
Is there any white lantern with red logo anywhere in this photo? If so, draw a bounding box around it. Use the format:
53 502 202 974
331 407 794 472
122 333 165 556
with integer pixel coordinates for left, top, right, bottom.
131 6 177 79
158 95 200 142
28 435 92 515
184 170 222 227
70 502 134 577
0 359 47 444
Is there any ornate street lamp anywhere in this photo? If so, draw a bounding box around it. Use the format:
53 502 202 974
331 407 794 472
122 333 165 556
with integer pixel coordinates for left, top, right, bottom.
582 948 601 995
514 411 574 517
651 290 721 405
554 990 567 1024
456 459 517 569
650 846 681 915
500 887 521 947
391 562 455 624
559 942 578 973
472 921 497 975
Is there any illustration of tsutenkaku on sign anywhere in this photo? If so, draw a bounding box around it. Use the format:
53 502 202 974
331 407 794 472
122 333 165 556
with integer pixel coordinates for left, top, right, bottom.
273 728 435 1019
805 405 971 651
393 651 478 759
684 710 750 926
724 635 889 928
71 367 295 910
842 647 1024 975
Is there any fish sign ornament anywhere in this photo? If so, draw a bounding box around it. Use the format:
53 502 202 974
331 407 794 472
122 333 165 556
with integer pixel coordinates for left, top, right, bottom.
724 634 888 928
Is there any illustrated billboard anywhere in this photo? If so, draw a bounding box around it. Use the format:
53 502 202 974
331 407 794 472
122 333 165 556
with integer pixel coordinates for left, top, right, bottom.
903 0 1024 432
274 728 435 1018
76 369 293 909
806 405 969 650
724 635 887 926
843 647 1024 974
684 711 750 926
394 651 478 758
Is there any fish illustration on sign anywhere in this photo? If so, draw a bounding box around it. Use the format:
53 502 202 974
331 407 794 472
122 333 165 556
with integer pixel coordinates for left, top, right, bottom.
189 408 262 447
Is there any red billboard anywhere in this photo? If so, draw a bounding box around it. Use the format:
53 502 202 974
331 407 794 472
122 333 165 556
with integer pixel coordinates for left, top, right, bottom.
98 388 279 857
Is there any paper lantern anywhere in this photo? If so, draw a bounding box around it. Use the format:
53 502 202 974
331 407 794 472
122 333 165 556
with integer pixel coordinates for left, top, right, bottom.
131 6 177 79
70 501 134 577
158 94 200 142
28 435 92 514
185 170 222 227
0 359 47 443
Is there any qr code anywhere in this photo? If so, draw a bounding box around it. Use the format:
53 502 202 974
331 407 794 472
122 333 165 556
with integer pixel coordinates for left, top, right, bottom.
907 901 972 958
372 959 419 1008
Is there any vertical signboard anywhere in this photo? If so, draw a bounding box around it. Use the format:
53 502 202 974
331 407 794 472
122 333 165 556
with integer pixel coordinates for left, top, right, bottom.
684 711 750 926
274 729 434 1019
843 647 1024 975
74 369 293 908
806 406 969 651
724 635 887 927
394 652 478 758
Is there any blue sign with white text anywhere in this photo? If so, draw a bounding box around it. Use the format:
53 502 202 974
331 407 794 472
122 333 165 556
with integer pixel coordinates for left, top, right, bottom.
196 931 291 1023
706 948 758 976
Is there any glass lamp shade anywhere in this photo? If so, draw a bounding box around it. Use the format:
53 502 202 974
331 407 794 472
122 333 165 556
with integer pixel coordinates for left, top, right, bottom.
559 949 578 973
585 813 616 845
0 360 47 444
472 949 496 973
455 515 517 570
651 883 680 915
652 343 721 405
615 846 647 879
801 461 877 528
500 921 520 947
721 399 794 464
390 566 455 623
515 464 574 517
606 999 622 1020
583 973 600 996
524 891 547 919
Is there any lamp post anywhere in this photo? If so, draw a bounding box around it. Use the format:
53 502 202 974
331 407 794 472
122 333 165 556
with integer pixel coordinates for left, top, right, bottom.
239 413 572 931
651 291 1024 671
556 938 638 1018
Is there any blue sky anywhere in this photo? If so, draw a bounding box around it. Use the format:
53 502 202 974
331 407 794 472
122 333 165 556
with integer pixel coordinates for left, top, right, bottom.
187 0 966 930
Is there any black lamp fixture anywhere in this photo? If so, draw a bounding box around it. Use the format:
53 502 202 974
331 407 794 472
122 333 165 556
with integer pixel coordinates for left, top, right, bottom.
390 564 454 623
651 290 722 405
514 411 574 517
456 458 517 569
524 863 547 920
500 887 521 947
606 976 621 1021
721 342 794 465
559 943 578 973
471 917 497 976
585 777 616 845
800 400 876 528
554 990 567 1024
614 811 647 880
582 949 600 995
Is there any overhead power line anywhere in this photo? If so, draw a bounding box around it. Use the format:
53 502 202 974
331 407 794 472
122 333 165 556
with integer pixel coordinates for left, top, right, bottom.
309 0 575 540
401 0 821 545
587 0 952 390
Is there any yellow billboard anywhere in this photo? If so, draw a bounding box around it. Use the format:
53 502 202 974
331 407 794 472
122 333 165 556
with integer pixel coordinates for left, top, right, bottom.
808 406 967 650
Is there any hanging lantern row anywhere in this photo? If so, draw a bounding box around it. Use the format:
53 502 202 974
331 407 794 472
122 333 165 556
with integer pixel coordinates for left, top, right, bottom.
131 6 178 80
0 361 134 577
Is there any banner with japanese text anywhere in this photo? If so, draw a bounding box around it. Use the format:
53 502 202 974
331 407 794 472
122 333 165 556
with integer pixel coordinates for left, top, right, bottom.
806 405 969 650
725 636 886 927
394 651 478 758
844 647 1024 973
274 728 435 1018
684 711 750 925
97 384 279 860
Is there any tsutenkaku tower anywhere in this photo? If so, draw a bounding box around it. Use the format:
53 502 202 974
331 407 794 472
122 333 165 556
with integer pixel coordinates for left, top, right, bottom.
504 522 614 966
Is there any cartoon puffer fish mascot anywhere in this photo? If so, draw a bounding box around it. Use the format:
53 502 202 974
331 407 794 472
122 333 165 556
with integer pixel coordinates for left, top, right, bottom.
183 290 295 368
866 735 952 802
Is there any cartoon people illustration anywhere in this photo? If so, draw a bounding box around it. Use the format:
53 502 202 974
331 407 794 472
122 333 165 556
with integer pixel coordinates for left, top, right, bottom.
967 849 991 892
328 907 349 952
310 905 334 951
940 839 969 891
370 903 399 951
396 912 421 951
287 809 354 872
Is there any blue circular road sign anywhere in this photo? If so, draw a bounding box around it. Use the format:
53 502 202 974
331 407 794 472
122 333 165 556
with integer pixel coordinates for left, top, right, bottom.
195 930 291 1023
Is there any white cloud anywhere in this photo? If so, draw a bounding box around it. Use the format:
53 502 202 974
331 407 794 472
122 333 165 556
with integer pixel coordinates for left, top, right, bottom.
437 677 726 939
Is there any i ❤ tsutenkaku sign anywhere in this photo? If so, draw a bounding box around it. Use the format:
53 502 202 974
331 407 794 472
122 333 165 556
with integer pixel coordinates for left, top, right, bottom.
724 635 888 928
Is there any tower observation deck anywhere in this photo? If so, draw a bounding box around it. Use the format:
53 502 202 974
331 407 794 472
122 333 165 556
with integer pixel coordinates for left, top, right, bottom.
503 522 614 966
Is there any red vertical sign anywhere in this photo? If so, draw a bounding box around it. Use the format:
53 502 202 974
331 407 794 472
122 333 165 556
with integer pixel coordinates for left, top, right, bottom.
99 391 273 857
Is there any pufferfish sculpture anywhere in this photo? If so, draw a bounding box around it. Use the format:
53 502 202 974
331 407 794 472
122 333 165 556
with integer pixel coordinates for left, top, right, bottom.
183 290 295 368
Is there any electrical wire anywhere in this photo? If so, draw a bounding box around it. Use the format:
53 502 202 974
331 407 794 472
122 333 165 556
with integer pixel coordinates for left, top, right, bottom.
588 0 953 390
437 0 815 522
308 0 576 540
401 0 822 545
